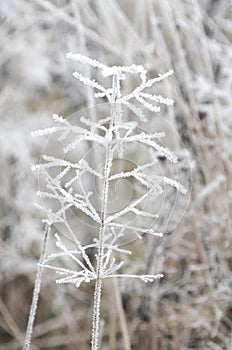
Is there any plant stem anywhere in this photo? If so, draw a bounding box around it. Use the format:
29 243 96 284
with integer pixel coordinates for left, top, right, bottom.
23 224 50 350
91 134 114 350
113 278 132 350
91 75 119 350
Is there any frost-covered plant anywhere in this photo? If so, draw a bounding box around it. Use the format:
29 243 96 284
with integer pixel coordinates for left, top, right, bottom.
24 54 186 350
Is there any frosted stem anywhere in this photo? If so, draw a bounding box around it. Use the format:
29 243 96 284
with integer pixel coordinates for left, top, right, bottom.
23 225 50 350
91 277 103 350
91 74 119 350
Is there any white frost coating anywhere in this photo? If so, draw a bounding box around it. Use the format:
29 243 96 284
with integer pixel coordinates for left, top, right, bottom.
140 93 174 106
161 176 187 194
31 126 59 136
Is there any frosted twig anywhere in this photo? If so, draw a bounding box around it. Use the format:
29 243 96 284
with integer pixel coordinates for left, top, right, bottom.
105 273 164 281
23 225 50 350
105 190 152 224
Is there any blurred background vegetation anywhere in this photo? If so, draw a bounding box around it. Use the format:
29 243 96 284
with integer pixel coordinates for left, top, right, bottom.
0 0 232 349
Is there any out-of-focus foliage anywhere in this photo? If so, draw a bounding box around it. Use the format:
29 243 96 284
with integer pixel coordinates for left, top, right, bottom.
0 0 232 349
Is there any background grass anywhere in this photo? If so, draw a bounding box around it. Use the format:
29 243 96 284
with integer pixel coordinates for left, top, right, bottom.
0 0 232 349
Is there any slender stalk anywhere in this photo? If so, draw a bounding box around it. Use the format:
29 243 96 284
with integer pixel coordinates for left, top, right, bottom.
113 278 132 350
91 75 118 350
91 135 114 350
23 224 50 350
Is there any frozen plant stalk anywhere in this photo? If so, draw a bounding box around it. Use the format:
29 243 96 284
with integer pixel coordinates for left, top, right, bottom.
26 54 186 350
